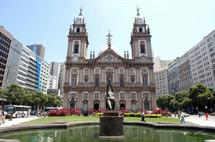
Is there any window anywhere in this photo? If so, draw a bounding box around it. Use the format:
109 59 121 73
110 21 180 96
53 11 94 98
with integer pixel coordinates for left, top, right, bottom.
120 93 126 100
71 69 78 86
76 28 80 33
95 74 100 87
141 68 149 86
119 74 124 87
106 68 113 84
74 44 79 54
143 74 148 86
130 68 135 83
84 68 89 83
94 92 100 100
83 93 88 100
139 27 143 32
131 93 137 100
140 43 145 54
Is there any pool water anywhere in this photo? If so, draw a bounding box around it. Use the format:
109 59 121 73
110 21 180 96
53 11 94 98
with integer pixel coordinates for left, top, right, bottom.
0 126 215 142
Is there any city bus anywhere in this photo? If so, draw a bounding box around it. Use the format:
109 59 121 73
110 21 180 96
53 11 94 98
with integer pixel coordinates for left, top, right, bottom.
3 105 31 118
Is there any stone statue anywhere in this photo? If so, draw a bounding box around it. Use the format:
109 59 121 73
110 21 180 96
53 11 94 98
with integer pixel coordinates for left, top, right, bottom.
106 79 115 110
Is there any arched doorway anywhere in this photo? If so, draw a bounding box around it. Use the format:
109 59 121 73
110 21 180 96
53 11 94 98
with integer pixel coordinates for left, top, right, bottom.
119 100 126 110
70 97 76 108
143 97 151 110
93 100 100 111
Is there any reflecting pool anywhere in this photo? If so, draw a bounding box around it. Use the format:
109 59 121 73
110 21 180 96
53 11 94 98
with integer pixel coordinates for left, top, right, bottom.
0 126 215 142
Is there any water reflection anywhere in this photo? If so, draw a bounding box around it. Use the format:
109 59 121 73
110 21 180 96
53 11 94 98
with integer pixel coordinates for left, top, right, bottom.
0 126 214 142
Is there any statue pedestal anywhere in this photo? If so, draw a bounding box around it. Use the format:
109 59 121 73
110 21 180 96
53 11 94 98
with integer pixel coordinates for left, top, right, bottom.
99 111 124 139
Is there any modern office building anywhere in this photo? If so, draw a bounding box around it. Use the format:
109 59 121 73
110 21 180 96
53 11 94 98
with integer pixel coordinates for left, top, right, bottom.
153 57 171 96
48 62 61 89
0 26 12 88
49 75 58 89
41 60 50 93
2 27 50 93
188 30 215 90
167 30 215 94
63 9 156 111
167 53 192 94
27 44 45 60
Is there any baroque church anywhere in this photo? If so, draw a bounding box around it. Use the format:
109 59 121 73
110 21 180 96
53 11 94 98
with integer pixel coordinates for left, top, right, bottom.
63 8 156 112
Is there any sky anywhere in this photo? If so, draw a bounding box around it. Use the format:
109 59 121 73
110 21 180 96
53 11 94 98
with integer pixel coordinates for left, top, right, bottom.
1 0 215 63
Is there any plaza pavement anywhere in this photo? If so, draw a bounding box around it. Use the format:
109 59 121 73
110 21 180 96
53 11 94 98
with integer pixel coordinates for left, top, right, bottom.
0 116 39 127
185 115 215 127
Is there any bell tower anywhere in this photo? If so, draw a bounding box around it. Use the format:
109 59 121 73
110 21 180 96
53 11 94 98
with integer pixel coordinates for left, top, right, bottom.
66 8 89 62
130 8 152 59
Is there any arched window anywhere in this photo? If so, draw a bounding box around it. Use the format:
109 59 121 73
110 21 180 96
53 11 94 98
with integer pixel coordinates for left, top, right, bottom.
71 69 78 86
69 92 77 108
140 42 145 54
119 68 125 87
74 41 79 54
76 28 80 33
106 68 114 84
94 68 100 87
130 68 136 83
139 27 143 32
83 68 89 83
141 68 149 86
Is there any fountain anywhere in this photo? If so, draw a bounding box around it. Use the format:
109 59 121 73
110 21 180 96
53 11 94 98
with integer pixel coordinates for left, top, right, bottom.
99 79 124 139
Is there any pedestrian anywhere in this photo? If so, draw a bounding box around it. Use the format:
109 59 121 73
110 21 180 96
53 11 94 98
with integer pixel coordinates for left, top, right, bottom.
141 111 145 122
205 112 208 120
180 113 185 124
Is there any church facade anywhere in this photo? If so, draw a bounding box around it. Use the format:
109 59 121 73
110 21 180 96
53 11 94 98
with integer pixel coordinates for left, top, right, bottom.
63 9 156 112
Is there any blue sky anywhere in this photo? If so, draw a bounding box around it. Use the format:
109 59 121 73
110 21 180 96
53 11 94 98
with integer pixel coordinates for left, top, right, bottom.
1 0 215 63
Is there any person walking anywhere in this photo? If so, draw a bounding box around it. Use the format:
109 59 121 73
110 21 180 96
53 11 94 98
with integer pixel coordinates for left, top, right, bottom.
141 111 145 122
180 113 185 124
205 112 208 120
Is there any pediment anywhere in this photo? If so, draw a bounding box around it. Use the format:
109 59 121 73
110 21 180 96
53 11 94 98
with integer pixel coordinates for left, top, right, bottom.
93 48 126 64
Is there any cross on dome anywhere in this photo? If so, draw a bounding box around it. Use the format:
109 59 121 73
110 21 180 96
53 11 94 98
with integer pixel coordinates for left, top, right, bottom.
137 6 140 16
79 7 83 16
106 30 113 48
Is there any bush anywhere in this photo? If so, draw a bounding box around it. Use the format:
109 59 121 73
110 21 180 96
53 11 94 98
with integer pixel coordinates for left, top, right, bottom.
48 108 81 116
124 112 141 117
96 112 103 117
144 114 162 118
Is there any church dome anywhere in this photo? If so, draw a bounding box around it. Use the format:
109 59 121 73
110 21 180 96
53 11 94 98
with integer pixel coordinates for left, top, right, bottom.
74 8 85 24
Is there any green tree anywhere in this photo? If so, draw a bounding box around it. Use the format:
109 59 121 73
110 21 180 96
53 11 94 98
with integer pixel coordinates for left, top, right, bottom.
5 84 25 105
189 83 213 111
174 90 191 111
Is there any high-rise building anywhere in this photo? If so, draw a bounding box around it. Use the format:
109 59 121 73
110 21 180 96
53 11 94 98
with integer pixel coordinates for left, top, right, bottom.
63 9 156 111
167 30 215 94
188 30 215 90
153 57 171 72
0 26 12 88
153 57 171 96
48 62 61 89
27 44 45 59
2 27 50 93
49 75 58 89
